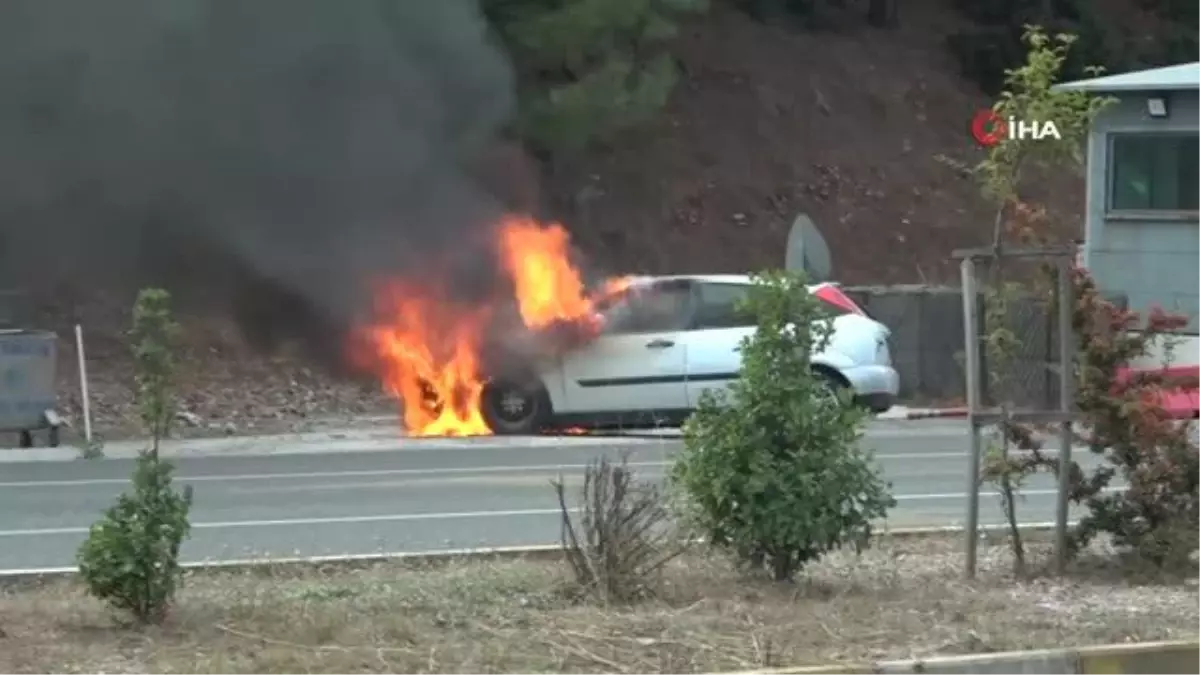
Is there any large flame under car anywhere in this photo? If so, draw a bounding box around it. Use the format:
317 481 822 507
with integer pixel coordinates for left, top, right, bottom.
354 216 629 437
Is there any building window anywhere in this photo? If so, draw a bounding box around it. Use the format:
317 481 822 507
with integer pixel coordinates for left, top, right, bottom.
1108 133 1199 213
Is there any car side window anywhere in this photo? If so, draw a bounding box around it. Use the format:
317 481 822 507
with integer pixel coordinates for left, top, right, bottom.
692 282 755 329
603 282 694 334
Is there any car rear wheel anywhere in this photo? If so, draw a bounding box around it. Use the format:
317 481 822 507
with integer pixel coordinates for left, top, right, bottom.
812 367 851 407
481 379 551 435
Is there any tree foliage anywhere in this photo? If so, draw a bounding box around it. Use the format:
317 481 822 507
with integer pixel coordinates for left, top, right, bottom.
671 270 893 582
485 0 709 155
948 0 1198 95
734 0 899 29
973 28 1111 210
130 288 180 457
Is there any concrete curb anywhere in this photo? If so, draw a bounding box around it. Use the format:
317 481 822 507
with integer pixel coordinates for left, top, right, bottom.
0 428 672 462
0 521 1061 583
731 640 1199 674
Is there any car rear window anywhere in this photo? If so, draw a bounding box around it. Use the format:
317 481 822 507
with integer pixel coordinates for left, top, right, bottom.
693 283 755 329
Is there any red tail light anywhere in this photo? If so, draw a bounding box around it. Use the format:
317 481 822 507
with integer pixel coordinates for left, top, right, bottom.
812 284 867 317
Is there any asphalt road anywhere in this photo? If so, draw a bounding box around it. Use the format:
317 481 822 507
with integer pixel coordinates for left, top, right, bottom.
0 420 1115 571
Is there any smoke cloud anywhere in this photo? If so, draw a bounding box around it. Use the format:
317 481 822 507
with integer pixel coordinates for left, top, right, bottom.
0 0 517 350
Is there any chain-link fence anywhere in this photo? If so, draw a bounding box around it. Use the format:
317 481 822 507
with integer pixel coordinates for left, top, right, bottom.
972 257 1062 411
956 246 1079 579
843 285 965 401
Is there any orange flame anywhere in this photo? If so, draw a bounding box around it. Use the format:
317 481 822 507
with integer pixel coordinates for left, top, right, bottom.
497 216 595 330
356 216 630 437
359 284 492 436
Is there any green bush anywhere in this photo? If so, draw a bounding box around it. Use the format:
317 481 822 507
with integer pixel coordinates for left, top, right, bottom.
77 288 192 624
76 453 193 624
670 270 894 582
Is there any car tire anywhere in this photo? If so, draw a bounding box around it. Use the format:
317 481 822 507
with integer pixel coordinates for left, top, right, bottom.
481 378 552 435
812 367 851 407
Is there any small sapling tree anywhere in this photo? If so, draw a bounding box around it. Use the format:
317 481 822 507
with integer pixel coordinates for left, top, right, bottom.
77 288 193 624
131 288 180 458
671 270 894 582
970 27 1111 574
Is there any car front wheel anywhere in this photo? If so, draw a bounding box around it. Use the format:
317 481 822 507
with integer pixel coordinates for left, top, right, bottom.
481 379 551 435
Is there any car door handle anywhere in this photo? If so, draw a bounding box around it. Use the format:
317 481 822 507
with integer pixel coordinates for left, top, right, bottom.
645 338 675 349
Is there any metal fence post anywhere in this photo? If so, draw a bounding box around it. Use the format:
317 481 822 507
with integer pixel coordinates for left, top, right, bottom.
1054 260 1076 574
961 257 983 579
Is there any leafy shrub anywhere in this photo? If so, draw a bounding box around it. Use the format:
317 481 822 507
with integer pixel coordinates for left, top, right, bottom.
671 270 893 582
553 455 683 602
77 288 193 624
76 454 194 623
982 254 1200 571
1068 279 1199 568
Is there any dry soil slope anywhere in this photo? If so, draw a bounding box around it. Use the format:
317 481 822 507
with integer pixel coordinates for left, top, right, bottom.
551 2 1085 285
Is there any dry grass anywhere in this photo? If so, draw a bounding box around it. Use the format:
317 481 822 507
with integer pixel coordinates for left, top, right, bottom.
1 536 1196 674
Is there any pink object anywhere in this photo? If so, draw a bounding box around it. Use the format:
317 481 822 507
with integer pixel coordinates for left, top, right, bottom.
1114 365 1200 419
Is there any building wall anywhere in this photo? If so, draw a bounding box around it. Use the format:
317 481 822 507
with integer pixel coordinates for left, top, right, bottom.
1082 90 1199 339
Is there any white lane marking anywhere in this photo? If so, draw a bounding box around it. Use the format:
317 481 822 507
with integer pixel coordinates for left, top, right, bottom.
0 452 992 488
0 508 572 537
896 485 1124 501
0 486 1124 538
0 461 665 488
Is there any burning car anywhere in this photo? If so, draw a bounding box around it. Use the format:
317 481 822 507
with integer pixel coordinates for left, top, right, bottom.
356 217 899 437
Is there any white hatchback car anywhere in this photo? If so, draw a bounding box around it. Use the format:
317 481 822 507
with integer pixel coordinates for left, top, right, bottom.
480 274 900 434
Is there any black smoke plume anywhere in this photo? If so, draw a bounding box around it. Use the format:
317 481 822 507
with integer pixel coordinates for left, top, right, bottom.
0 0 518 357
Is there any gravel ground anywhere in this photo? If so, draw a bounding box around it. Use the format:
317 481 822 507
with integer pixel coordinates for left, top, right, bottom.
1 536 1195 674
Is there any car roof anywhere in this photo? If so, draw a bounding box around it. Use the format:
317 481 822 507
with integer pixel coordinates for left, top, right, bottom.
651 274 752 284
631 274 830 289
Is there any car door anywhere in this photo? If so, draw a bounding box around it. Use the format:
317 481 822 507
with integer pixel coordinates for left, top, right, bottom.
680 281 757 406
558 279 694 414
